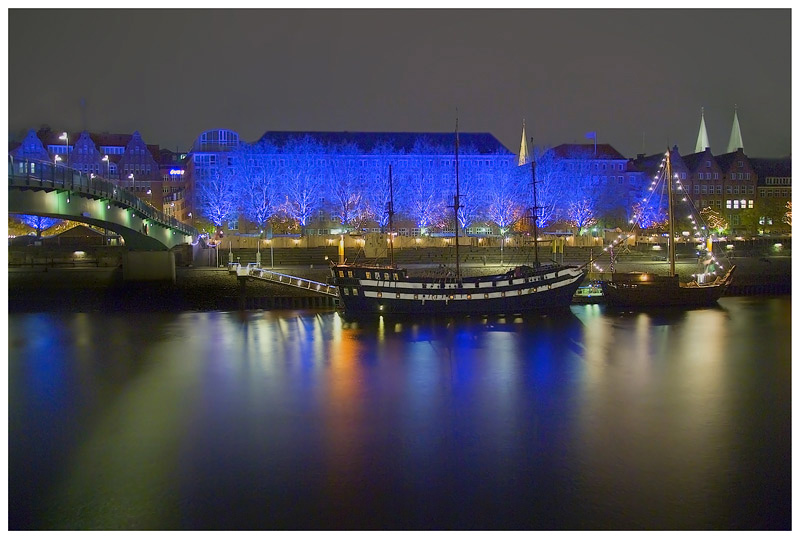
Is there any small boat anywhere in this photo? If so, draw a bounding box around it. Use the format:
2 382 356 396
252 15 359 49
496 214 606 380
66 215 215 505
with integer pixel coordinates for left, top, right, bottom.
601 149 736 308
572 282 604 304
331 120 586 317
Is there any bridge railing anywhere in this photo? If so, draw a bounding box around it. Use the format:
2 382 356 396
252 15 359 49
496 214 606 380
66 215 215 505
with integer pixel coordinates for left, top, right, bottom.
231 262 339 297
8 156 198 237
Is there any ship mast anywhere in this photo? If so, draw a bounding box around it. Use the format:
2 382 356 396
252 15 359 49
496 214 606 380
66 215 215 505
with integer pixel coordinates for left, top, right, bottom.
454 117 462 280
666 149 676 277
529 137 540 268
388 164 396 268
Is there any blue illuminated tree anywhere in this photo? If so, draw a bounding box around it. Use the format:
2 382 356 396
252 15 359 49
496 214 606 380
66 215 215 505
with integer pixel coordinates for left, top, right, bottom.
196 166 237 230
230 141 279 235
398 137 447 230
454 142 486 230
528 146 563 228
566 198 598 233
15 214 61 237
279 136 325 234
484 165 527 231
328 142 369 229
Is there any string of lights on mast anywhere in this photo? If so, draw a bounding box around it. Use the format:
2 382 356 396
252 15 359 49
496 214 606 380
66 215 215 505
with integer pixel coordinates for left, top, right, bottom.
590 150 726 280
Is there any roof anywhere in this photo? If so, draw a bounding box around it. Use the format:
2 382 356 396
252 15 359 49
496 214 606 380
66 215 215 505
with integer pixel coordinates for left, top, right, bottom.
750 157 792 178
713 150 745 171
549 143 626 160
680 149 716 171
254 131 514 155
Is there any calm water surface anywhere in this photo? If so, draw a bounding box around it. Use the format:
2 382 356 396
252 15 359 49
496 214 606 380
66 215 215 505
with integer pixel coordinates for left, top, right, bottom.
8 297 791 530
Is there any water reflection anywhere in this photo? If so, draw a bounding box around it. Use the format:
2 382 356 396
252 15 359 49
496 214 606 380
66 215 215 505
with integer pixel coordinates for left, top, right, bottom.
8 298 791 530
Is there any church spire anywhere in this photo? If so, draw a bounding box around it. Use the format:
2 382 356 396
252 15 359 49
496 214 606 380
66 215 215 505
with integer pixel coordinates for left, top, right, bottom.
518 119 529 166
726 105 744 153
695 107 710 153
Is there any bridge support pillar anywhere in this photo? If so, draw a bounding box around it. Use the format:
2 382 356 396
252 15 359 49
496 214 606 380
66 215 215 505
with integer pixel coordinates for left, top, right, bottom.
123 251 176 283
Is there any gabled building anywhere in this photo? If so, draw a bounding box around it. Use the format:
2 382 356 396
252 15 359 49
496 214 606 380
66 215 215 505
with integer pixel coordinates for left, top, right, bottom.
9 127 190 223
9 129 50 162
715 149 757 227
682 148 726 213
751 157 792 234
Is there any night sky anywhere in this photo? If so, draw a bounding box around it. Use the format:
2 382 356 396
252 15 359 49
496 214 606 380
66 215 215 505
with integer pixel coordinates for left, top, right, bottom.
7 8 792 158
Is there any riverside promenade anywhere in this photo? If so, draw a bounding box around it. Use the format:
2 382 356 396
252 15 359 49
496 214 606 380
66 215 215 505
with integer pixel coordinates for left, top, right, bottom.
8 253 792 313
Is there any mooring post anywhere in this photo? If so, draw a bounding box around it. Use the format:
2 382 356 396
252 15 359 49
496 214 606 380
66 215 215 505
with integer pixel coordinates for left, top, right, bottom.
238 275 247 311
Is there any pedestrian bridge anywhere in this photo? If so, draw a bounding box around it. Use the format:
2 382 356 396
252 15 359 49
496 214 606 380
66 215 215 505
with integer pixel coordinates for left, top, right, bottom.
8 157 197 250
231 263 339 297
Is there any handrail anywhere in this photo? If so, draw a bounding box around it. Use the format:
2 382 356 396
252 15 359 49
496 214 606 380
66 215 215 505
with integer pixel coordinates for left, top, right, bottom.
232 262 338 297
8 156 198 237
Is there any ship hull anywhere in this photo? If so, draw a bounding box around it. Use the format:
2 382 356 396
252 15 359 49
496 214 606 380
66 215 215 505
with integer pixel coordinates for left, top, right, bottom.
332 264 586 317
600 266 736 308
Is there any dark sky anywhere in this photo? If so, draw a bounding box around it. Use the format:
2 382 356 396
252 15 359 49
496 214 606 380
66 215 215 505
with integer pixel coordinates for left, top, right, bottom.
7 9 792 158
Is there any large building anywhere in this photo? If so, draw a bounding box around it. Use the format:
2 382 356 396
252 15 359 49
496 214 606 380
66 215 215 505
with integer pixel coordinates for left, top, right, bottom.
186 128 519 236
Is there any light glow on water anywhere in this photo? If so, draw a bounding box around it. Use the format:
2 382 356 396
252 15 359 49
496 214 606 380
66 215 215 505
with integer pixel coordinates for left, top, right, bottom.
8 298 791 530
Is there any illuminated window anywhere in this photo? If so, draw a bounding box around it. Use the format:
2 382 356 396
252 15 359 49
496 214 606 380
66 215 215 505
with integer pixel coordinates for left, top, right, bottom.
366 272 371 279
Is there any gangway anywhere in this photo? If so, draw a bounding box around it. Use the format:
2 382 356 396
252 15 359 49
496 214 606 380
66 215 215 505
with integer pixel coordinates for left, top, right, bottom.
231 263 339 297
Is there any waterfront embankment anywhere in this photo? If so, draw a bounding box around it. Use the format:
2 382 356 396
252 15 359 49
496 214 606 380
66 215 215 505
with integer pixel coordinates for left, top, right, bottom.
7 254 791 313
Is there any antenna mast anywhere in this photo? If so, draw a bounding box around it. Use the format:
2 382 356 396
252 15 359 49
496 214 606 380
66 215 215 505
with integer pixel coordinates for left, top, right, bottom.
666 149 676 277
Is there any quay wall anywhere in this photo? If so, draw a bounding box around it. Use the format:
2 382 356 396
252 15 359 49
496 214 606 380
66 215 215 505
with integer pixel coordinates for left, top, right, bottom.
8 252 791 313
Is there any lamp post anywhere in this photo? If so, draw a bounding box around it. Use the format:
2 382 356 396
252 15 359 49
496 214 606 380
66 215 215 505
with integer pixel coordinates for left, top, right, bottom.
102 155 109 178
128 173 135 193
59 132 69 167
54 154 62 182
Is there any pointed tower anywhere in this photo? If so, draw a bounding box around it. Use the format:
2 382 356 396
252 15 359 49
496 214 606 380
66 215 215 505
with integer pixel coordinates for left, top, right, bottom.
695 107 710 153
726 105 744 153
518 119 529 166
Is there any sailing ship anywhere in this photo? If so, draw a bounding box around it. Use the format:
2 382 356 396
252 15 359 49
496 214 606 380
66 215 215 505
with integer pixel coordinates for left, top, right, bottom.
330 121 586 317
601 149 736 308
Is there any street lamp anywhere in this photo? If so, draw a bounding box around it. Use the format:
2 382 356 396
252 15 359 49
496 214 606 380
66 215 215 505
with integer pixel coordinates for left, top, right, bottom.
54 154 62 166
59 132 69 166
128 173 135 193
102 155 109 178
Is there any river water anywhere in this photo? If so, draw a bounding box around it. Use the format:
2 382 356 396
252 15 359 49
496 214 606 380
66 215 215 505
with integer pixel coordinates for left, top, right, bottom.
8 296 791 530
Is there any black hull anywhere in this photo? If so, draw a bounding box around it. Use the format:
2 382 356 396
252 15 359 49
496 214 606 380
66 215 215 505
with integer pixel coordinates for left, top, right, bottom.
332 263 586 317
601 266 736 308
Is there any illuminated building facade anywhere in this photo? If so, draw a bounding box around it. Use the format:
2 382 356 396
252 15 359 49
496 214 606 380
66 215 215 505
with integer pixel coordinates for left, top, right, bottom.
187 129 518 235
